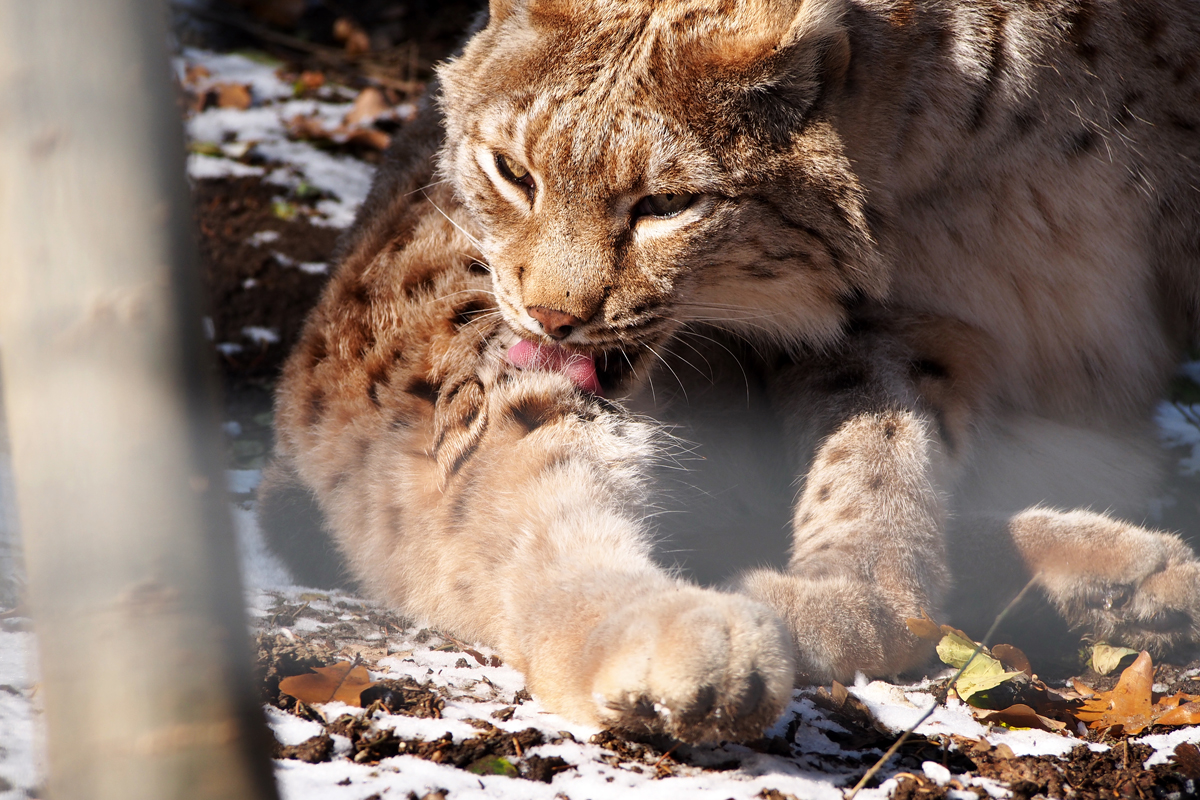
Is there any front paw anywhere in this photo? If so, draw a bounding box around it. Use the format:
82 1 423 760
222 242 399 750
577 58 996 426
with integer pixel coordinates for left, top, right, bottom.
1058 560 1200 656
585 588 795 744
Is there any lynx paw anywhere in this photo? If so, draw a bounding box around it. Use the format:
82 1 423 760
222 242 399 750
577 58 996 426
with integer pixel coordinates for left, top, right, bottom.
1056 559 1200 655
585 588 795 744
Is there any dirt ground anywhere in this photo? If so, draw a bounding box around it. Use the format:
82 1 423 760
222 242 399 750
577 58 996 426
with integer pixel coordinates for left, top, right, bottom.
180 2 1200 797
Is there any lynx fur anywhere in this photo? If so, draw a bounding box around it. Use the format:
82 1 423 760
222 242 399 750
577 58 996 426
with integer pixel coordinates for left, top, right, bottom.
262 0 1200 743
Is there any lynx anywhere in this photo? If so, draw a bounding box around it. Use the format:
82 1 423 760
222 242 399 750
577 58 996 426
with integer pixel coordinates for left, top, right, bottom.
262 0 1200 743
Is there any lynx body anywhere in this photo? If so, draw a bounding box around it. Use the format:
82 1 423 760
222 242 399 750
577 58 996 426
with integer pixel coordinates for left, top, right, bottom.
263 0 1200 742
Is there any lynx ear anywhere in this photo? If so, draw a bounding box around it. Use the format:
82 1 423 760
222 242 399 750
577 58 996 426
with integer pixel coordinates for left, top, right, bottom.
702 0 845 66
702 0 850 137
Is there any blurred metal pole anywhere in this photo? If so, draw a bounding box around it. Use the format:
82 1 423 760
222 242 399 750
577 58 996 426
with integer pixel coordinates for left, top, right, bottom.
0 2 281 799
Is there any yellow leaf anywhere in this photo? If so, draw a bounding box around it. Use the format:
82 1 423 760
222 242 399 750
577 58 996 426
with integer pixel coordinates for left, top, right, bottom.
955 659 1025 703
935 630 983 669
1091 643 1139 675
935 632 1022 704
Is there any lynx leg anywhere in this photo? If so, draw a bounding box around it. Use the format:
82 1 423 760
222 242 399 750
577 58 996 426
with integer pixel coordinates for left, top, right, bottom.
313 372 795 743
1007 508 1200 654
738 328 967 683
740 406 950 682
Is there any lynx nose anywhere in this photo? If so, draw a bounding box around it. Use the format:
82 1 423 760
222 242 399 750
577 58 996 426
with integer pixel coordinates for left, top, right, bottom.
526 305 585 340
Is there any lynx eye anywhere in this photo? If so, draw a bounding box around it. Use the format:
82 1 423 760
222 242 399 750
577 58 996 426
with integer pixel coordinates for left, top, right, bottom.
633 192 697 220
495 153 536 194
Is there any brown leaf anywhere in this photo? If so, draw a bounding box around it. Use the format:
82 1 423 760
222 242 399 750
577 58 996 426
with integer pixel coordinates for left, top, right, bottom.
831 680 849 708
215 83 252 110
1108 651 1154 724
288 114 332 140
344 128 391 151
297 71 326 92
1153 701 1200 727
1075 651 1155 734
184 65 211 87
974 703 1067 732
462 647 488 667
1171 742 1200 780
344 87 390 127
991 644 1032 677
939 623 977 643
905 611 942 642
279 662 376 706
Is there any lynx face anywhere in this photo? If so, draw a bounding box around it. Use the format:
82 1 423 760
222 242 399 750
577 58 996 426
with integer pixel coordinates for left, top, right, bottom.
437 0 885 392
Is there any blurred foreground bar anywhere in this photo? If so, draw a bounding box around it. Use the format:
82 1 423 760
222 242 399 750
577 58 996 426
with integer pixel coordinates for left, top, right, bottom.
0 2 280 799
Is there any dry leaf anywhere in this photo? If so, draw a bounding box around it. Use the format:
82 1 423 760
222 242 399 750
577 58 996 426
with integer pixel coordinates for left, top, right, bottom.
462 647 489 667
975 703 1067 732
279 662 376 706
991 644 1032 677
1153 701 1200 727
345 87 389 127
935 632 1024 706
184 64 211 87
297 71 325 92
289 114 331 140
1171 742 1200 780
1091 643 1139 675
344 128 391 151
1075 651 1155 733
215 83 252 110
905 611 942 642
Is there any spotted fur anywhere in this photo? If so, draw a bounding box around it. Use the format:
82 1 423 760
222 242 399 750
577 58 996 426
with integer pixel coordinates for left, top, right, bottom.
265 0 1200 742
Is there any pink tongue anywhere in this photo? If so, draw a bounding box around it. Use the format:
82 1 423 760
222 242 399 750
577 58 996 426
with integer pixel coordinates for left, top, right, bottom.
507 339 602 395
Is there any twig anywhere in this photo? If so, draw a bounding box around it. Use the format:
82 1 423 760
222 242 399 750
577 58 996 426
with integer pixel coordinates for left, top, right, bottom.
654 743 680 769
843 576 1039 800
325 653 362 702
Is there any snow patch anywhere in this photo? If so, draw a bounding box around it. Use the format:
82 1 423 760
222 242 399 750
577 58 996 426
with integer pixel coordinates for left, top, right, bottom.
187 153 265 180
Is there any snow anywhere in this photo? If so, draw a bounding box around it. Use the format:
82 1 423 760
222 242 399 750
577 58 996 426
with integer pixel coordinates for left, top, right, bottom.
179 49 375 228
187 153 266 180
243 326 281 344
248 230 282 247
0 631 42 798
